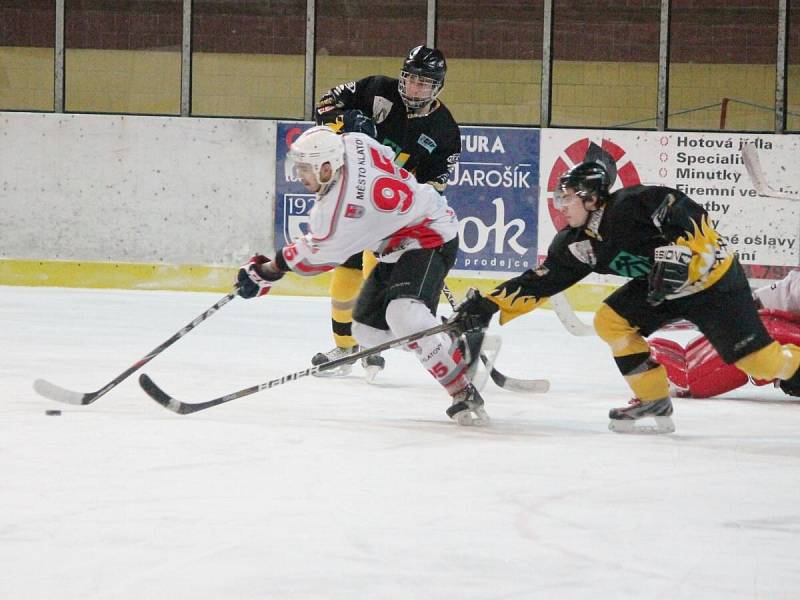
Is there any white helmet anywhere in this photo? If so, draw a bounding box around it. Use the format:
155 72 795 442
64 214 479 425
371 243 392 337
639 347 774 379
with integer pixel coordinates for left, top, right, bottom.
285 126 345 189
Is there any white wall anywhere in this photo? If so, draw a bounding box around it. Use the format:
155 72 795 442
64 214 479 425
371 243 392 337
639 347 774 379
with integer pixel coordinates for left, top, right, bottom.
0 112 276 265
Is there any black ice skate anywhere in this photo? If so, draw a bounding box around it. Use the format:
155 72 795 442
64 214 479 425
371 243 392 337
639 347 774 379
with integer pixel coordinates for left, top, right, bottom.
361 353 385 384
311 345 359 377
608 397 675 434
446 383 490 426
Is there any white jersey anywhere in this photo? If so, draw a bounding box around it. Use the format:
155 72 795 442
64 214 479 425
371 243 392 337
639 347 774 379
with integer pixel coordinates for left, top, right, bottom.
754 270 800 313
279 133 459 275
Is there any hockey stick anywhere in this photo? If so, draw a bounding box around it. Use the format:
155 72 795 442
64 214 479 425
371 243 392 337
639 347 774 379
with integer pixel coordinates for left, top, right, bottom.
550 293 595 336
551 292 701 335
441 285 549 393
33 289 239 405
141 318 469 415
741 143 800 201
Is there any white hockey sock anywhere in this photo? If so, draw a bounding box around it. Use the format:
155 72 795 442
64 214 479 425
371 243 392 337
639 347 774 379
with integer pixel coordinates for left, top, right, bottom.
385 298 469 394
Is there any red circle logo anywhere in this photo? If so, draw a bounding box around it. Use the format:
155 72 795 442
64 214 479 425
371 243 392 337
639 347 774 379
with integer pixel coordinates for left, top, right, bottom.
546 138 642 230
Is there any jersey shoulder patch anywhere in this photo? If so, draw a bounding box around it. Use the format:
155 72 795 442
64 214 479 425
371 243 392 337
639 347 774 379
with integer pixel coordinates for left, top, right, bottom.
417 133 437 154
372 96 393 124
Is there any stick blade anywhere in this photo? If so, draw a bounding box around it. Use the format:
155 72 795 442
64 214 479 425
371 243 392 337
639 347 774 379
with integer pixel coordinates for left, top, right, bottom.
138 373 192 414
33 379 96 405
490 370 550 393
741 143 800 201
550 294 595 337
741 143 769 195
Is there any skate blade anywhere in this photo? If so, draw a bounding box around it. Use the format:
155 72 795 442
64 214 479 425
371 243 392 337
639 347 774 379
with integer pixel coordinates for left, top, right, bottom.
454 406 491 427
608 415 675 434
312 364 354 378
363 365 382 384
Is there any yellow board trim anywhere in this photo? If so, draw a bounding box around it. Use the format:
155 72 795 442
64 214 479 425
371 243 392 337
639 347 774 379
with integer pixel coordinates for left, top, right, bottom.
0 259 617 311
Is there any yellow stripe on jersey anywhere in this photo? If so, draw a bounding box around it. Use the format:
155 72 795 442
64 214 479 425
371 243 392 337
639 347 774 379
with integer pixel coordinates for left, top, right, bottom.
487 286 548 325
675 215 733 290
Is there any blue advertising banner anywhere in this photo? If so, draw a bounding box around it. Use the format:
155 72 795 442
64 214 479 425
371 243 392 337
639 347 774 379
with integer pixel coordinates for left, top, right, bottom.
275 123 316 250
274 122 540 276
446 126 539 273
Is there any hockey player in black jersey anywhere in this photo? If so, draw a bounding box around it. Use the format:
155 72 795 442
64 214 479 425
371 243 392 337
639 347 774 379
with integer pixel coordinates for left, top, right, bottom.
310 45 461 380
455 161 800 433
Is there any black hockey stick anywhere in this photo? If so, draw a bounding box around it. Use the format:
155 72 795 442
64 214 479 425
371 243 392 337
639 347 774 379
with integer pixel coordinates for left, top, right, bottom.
141 318 466 415
33 289 239 405
441 285 549 393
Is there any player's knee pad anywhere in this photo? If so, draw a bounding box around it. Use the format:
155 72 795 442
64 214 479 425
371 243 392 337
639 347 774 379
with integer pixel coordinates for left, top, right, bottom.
594 304 650 357
385 297 436 337
734 341 800 381
595 305 668 400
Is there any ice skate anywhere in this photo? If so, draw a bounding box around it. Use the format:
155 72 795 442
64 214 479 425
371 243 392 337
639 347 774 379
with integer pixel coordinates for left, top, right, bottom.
311 345 359 377
446 383 490 426
608 397 675 434
361 353 385 384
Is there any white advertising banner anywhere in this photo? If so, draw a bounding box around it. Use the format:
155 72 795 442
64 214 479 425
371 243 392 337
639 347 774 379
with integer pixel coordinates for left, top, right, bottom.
539 129 800 282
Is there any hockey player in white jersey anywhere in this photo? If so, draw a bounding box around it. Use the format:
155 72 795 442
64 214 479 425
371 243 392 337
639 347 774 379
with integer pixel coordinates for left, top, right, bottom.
235 126 488 425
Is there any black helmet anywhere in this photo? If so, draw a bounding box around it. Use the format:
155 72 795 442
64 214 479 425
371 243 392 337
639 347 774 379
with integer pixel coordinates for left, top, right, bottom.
556 161 611 206
399 46 447 110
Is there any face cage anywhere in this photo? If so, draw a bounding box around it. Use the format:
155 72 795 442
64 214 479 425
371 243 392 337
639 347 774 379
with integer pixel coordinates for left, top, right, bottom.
399 71 443 109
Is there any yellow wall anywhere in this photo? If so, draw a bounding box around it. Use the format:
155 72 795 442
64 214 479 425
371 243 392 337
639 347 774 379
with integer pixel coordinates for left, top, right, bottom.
551 61 657 128
0 47 54 111
64 48 181 114
4 47 798 129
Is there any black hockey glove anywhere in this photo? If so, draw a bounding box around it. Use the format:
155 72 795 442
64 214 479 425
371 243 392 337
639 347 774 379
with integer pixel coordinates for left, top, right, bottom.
236 255 284 299
647 245 692 306
455 288 499 332
340 109 377 139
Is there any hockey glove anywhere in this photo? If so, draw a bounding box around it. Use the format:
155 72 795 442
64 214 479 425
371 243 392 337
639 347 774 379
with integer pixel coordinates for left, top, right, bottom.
236 255 284 299
455 288 499 332
647 245 692 306
339 109 377 139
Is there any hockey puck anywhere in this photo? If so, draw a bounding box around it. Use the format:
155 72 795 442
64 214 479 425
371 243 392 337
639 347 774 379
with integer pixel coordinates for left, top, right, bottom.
45 409 62 416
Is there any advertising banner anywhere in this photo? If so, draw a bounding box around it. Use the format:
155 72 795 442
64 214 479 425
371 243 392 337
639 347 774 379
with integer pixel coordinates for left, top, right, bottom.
275 122 540 278
539 130 800 281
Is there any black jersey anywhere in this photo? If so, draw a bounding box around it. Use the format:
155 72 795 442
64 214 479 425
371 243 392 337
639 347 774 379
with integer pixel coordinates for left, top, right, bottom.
315 75 461 190
486 185 735 321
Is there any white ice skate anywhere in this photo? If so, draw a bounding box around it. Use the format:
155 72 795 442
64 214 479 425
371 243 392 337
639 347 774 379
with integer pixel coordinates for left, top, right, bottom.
608 397 675 434
311 346 359 377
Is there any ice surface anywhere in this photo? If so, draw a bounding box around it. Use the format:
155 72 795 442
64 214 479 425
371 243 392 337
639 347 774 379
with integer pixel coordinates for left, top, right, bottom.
2 286 799 600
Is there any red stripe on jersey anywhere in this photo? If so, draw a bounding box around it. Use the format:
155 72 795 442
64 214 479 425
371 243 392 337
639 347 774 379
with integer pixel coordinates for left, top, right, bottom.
382 218 445 254
294 261 335 275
